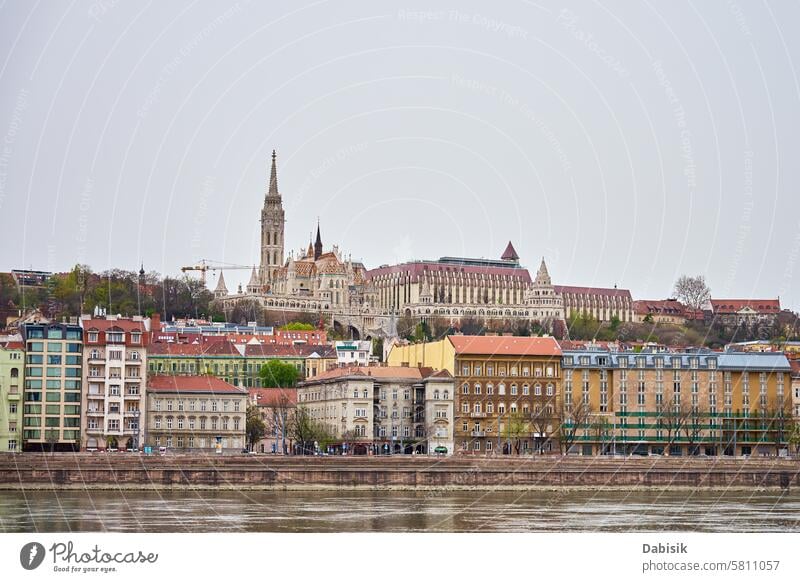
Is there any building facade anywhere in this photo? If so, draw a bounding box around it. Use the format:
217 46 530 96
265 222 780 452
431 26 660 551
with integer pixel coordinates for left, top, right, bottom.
297 366 454 455
387 335 564 455
20 322 83 451
0 339 24 452
556 285 634 323
710 299 782 327
148 340 337 386
248 387 296 454
81 316 150 450
561 348 792 456
335 340 373 367
146 375 247 452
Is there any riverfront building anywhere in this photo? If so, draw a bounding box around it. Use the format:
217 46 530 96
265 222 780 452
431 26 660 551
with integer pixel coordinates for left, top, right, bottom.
387 335 564 454
145 374 247 452
297 366 454 455
80 315 150 451
561 348 793 456
147 340 337 386
0 338 24 452
20 322 83 451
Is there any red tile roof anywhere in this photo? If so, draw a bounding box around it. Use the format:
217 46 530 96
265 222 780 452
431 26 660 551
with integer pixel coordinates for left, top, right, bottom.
711 299 781 314
244 344 336 358
307 365 452 383
448 335 562 357
789 359 800 377
147 374 246 394
501 241 519 261
0 340 24 350
554 285 632 299
367 262 532 283
248 387 298 407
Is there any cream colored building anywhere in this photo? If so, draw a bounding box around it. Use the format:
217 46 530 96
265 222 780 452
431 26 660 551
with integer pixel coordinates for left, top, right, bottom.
81 316 150 450
146 374 247 452
297 366 454 455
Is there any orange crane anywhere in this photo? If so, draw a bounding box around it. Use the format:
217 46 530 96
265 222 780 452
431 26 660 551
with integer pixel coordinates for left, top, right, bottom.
180 259 256 285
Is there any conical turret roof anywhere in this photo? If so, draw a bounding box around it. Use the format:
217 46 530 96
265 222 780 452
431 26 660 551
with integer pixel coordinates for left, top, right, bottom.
501 241 519 261
214 271 228 294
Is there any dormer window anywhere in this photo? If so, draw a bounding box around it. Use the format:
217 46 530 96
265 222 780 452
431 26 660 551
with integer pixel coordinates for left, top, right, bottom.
88 331 99 343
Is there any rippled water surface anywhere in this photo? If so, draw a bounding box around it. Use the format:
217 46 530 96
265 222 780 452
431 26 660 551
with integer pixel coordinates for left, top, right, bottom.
1 489 799 532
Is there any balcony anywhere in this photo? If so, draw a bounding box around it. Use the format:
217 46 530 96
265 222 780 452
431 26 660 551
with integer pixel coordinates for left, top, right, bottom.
86 426 103 433
86 409 104 416
470 412 487 418
125 376 142 381
8 387 19 400
87 356 105 363
471 430 486 437
123 392 141 399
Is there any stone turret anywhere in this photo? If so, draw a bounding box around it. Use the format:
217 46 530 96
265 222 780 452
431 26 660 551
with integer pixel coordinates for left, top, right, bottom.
214 271 228 298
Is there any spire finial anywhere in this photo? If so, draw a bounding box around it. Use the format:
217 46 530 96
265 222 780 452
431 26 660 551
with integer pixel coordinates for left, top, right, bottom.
268 149 279 196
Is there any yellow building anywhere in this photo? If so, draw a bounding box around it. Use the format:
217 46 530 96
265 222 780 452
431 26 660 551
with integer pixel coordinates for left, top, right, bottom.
390 335 563 455
561 350 793 456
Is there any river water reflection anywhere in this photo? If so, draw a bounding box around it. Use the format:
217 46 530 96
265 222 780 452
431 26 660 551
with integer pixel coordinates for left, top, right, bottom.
1 489 799 533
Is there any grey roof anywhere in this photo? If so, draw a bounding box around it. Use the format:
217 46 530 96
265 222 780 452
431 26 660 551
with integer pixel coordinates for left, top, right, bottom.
717 352 791 371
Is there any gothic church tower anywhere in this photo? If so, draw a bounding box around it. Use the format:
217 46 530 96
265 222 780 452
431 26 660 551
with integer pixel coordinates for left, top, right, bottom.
260 150 285 288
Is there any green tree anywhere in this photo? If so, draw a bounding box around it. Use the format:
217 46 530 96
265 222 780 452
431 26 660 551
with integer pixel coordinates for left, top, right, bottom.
280 322 316 331
246 406 267 451
788 421 800 455
259 360 300 388
371 337 384 362
507 411 529 455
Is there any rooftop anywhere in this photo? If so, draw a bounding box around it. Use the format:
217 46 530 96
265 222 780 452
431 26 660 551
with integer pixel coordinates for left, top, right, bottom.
448 335 562 357
147 374 247 394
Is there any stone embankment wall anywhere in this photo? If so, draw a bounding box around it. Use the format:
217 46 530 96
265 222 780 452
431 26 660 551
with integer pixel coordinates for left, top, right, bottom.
1 454 798 490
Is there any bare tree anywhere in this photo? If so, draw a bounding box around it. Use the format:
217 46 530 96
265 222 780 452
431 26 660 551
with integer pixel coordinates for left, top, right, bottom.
558 401 592 454
656 397 691 455
262 393 295 454
672 275 711 312
680 404 705 455
529 398 558 454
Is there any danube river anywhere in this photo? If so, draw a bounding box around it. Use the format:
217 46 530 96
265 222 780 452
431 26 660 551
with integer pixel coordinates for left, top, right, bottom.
1 489 799 532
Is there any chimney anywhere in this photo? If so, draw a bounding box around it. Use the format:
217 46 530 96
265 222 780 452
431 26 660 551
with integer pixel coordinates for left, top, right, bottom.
151 312 162 332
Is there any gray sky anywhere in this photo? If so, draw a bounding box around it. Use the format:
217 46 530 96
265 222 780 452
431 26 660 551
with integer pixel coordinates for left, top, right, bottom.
1 0 799 310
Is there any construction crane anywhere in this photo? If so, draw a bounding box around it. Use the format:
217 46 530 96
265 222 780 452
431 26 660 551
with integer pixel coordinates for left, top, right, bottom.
180 259 255 285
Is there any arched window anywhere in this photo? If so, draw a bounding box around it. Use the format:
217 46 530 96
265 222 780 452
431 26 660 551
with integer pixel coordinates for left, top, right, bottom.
443 390 449 400
10 368 18 378
434 390 440 400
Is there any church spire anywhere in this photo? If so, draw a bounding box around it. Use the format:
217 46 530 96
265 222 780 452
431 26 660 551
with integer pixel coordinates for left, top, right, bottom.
314 219 323 261
267 149 279 197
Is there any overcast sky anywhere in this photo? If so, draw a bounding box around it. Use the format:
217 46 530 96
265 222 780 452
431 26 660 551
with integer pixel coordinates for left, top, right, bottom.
1 1 799 310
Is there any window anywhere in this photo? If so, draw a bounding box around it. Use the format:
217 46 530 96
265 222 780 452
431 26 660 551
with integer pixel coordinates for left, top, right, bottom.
522 384 530 396
474 403 482 413
498 383 506 395
534 383 541 396
510 384 518 396
87 332 99 343
462 383 469 395
434 390 440 400
546 383 554 396
443 390 449 400
474 384 481 395
166 400 173 411
166 417 173 429
462 403 469 413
